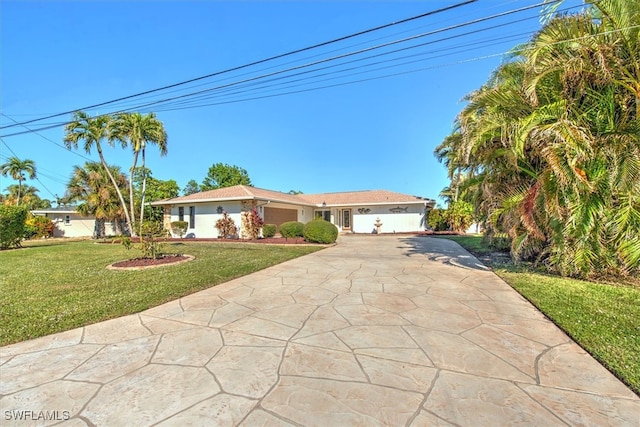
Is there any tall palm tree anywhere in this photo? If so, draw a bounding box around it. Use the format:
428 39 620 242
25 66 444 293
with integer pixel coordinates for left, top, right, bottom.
63 111 132 235
66 162 128 238
0 156 36 205
109 112 167 232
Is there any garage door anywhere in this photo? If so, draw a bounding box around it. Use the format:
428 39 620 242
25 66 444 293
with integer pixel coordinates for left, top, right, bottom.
264 207 297 229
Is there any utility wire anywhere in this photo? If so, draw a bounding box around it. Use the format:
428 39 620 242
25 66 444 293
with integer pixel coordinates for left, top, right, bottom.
0 0 478 130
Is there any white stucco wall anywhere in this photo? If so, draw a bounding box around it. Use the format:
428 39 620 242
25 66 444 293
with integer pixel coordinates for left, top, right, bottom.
350 205 426 234
169 201 243 238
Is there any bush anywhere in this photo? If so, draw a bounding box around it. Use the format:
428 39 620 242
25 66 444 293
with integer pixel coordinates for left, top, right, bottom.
170 221 188 238
241 208 264 240
24 215 54 239
262 224 276 238
215 211 237 239
428 208 449 231
125 220 167 259
303 219 338 244
280 221 304 239
0 205 27 249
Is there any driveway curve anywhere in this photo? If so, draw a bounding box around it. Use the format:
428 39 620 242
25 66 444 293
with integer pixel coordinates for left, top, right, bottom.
1 235 638 426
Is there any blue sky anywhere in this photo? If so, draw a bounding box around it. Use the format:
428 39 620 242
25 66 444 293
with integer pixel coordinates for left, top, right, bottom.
1 0 583 204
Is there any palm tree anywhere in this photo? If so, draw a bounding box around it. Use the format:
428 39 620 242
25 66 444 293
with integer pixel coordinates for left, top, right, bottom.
0 156 36 205
63 111 132 235
65 162 128 238
3 184 49 209
109 112 167 232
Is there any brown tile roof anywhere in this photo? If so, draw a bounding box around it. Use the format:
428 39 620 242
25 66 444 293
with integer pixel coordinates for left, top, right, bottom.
152 185 430 207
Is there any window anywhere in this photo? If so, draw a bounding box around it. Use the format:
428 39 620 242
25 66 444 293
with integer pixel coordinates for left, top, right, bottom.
189 206 195 228
178 207 184 222
64 215 71 225
314 210 331 221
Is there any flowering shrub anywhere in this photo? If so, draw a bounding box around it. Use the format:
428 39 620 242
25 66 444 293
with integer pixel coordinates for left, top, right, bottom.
241 208 264 240
215 211 237 239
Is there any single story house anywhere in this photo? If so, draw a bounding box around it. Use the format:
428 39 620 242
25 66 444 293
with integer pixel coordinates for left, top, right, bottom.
151 185 436 238
31 207 120 238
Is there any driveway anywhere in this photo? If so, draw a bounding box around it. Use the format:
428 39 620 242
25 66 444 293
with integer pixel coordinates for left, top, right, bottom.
1 235 638 426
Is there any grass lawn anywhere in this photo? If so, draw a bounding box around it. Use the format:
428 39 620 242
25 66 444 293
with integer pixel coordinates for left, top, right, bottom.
0 239 322 346
437 235 640 396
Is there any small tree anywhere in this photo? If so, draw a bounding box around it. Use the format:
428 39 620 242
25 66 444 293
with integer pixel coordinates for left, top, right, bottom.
215 211 237 239
241 208 264 240
448 200 474 233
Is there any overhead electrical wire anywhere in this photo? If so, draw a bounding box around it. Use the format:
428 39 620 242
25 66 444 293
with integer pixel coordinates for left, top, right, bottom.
0 0 478 131
0 0 575 138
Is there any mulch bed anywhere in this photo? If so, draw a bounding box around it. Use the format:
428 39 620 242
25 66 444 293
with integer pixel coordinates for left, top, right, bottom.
111 254 190 268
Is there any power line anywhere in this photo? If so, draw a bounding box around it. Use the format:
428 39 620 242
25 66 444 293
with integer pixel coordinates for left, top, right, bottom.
0 0 478 131
0 0 569 138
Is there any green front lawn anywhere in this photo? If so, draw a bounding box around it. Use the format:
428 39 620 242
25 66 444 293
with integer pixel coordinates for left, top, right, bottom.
437 235 640 396
0 240 322 346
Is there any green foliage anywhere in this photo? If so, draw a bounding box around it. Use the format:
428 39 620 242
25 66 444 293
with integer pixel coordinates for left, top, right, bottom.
201 163 252 191
433 1 640 279
428 208 449 231
303 219 338 244
262 224 277 238
448 200 474 233
182 179 200 196
280 221 304 239
24 215 54 239
215 211 237 239
241 208 264 240
170 221 189 238
0 205 27 249
123 221 166 259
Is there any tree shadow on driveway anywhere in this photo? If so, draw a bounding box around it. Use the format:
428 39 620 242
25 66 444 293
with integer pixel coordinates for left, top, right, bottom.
397 236 490 271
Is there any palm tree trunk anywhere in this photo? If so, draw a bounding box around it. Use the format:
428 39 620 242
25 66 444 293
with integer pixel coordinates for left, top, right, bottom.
129 151 139 234
96 143 133 236
17 178 22 205
139 149 147 236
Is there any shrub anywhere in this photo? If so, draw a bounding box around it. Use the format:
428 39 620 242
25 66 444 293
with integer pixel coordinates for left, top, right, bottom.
124 220 166 259
215 211 237 239
280 221 304 239
170 220 188 238
303 219 338 244
448 200 474 233
428 208 449 231
241 208 264 240
262 224 276 238
0 206 28 249
24 215 54 239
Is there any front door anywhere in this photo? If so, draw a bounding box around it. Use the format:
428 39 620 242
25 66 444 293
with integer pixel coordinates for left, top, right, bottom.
342 209 351 230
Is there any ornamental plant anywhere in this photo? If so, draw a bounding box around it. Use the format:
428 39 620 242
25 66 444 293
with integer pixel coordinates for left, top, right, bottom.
241 208 264 240
24 215 54 239
215 211 237 239
0 205 27 249
303 219 338 244
280 221 304 239
262 224 277 238
170 220 188 238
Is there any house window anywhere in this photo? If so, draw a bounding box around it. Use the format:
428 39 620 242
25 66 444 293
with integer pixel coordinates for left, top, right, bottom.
189 206 195 228
178 207 184 222
64 215 71 225
315 210 331 221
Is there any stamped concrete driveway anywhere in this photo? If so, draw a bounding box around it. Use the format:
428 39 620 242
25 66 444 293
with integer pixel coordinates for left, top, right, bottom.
1 235 638 426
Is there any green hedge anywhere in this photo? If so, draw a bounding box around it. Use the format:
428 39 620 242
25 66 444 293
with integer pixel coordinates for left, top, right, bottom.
262 224 277 238
303 219 338 244
0 205 27 249
280 221 304 239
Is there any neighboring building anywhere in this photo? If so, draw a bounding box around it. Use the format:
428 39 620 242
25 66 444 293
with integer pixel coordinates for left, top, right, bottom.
151 185 436 238
31 207 120 238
